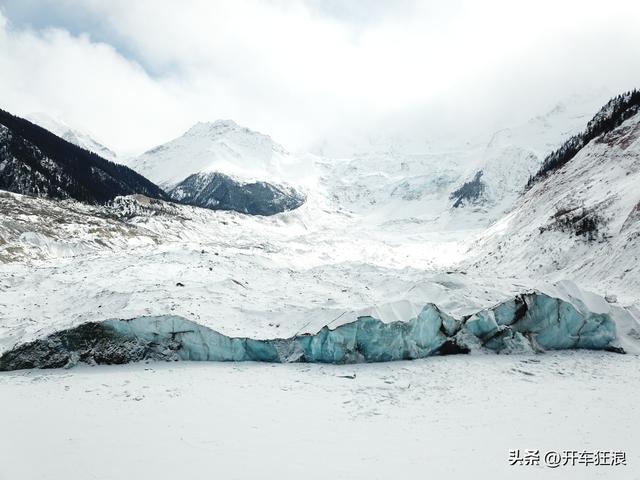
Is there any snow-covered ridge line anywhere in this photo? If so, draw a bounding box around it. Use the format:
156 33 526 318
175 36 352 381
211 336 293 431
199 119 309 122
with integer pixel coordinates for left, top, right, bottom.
0 292 624 371
527 89 640 187
0 109 167 204
128 118 305 189
26 112 117 161
466 108 640 305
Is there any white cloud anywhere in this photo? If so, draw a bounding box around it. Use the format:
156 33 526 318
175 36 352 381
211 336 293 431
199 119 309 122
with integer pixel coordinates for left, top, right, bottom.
0 13 187 155
1 0 639 154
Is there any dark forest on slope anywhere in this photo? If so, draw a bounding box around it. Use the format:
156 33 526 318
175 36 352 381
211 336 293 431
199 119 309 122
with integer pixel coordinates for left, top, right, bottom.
0 108 167 204
527 89 640 188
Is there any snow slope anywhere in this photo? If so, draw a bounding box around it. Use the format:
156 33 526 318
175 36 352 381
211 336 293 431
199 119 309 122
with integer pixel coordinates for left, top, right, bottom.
26 112 117 161
128 120 311 188
316 92 610 234
467 110 640 305
450 92 610 214
0 189 505 353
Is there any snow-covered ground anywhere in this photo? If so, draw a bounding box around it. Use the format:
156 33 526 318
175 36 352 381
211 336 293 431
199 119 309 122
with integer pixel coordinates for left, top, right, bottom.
2 92 640 477
1 352 638 480
5 187 637 356
0 189 494 351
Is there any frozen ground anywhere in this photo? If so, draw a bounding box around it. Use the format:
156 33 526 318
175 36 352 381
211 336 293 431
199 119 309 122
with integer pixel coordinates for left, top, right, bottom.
1 352 638 480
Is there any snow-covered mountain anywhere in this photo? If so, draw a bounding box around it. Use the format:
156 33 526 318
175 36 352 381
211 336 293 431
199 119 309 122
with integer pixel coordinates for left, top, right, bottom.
127 119 309 214
315 147 471 230
0 108 167 204
316 92 611 232
129 120 308 188
169 171 305 216
449 92 611 212
26 112 117 161
467 91 640 304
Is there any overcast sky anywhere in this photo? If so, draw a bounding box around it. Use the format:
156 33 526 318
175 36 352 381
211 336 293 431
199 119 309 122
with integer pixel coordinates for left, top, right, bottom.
1 0 639 155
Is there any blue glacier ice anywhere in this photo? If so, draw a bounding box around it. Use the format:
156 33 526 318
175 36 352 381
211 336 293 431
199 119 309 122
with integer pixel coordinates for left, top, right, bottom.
0 292 622 370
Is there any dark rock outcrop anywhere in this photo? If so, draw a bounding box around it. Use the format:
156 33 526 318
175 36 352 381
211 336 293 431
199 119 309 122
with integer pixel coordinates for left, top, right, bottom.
450 170 486 208
169 171 305 216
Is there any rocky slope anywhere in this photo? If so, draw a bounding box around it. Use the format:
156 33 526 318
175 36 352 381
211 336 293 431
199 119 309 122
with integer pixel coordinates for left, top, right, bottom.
169 171 305 216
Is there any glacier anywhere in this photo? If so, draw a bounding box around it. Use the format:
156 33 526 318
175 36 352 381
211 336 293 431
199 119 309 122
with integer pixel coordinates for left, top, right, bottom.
0 292 622 371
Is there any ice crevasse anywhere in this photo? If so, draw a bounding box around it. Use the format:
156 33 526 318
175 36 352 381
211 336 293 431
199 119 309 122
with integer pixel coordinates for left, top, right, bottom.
0 292 624 371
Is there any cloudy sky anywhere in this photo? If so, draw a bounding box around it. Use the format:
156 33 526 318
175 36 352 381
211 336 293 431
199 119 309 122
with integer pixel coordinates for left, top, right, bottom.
1 0 639 155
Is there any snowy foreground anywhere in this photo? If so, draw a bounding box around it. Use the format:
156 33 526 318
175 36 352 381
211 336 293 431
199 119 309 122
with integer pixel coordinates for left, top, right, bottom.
1 352 638 480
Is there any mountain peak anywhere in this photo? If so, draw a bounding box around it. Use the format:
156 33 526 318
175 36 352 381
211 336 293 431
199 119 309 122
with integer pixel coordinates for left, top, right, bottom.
185 119 241 136
130 119 294 189
26 112 117 160
181 119 285 151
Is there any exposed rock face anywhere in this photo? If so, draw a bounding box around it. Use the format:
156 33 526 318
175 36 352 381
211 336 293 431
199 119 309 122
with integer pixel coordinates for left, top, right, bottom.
450 171 486 208
0 293 621 371
0 323 171 370
169 171 305 216
0 109 167 204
